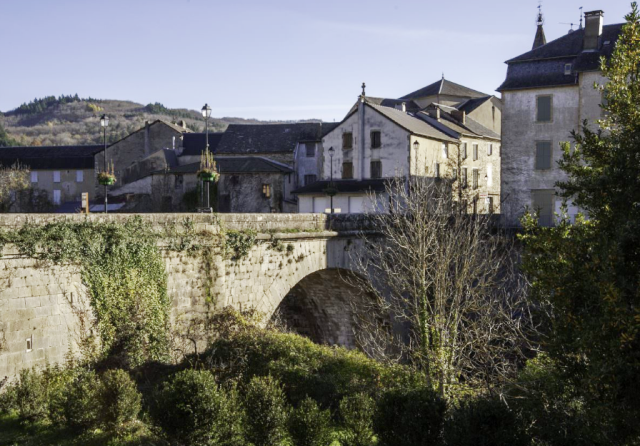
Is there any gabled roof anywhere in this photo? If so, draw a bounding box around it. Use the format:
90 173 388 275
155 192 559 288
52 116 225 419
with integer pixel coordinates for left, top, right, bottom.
506 23 623 64
156 156 293 175
181 132 225 156
347 97 421 115
400 78 488 100
454 96 502 114
0 145 102 169
214 123 329 155
292 179 387 195
98 119 191 153
367 102 458 142
416 109 500 141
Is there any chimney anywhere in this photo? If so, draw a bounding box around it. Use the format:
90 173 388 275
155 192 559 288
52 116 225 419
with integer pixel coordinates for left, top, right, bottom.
452 110 466 124
179 120 187 129
583 10 604 51
429 107 441 121
401 102 406 112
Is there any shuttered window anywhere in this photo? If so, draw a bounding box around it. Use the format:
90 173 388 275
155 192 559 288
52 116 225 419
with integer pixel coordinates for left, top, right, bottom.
442 143 448 159
472 169 479 189
371 131 381 148
53 171 61 183
462 143 468 160
304 174 317 185
535 141 552 170
435 163 440 178
462 168 468 188
537 96 552 122
532 189 555 227
343 133 353 150
305 143 315 157
370 161 382 179
342 162 353 179
473 144 479 161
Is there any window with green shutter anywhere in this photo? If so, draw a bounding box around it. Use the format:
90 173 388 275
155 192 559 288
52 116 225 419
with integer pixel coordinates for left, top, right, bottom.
532 189 555 227
535 141 552 170
536 96 552 122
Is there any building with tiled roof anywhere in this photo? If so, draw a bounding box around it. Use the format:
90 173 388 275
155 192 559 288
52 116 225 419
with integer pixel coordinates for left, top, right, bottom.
499 8 624 227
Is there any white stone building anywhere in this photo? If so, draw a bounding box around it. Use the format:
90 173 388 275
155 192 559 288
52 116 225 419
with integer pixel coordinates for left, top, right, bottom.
293 82 501 214
499 9 624 227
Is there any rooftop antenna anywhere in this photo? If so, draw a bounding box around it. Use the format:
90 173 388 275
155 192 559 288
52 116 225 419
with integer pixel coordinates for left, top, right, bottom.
560 22 576 32
579 6 583 29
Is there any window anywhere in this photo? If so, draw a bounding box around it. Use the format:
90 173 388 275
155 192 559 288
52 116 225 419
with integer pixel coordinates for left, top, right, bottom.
442 143 448 159
535 141 552 170
26 337 32 352
371 131 381 148
304 174 317 186
473 144 479 161
53 190 61 205
53 171 61 183
370 161 382 179
175 174 184 190
532 189 555 227
485 197 494 213
76 170 83 182
564 63 572 75
435 163 440 178
537 96 552 122
342 132 353 150
262 184 271 198
31 171 38 183
462 168 468 188
462 143 468 160
487 164 493 187
487 144 493 156
472 169 479 189
342 162 353 179
305 143 315 157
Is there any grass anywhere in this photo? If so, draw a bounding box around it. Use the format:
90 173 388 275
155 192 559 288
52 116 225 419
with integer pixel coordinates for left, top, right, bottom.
0 412 160 446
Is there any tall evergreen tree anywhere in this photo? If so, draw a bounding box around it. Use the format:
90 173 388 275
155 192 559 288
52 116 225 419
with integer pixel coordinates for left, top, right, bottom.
521 4 640 442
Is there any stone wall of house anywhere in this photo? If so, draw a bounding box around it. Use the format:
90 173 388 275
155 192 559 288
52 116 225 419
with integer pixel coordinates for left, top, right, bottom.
0 213 364 380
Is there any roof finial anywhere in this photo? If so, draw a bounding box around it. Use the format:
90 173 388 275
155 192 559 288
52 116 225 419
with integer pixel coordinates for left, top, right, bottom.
442 72 445 80
361 82 366 97
537 1 544 26
579 6 583 29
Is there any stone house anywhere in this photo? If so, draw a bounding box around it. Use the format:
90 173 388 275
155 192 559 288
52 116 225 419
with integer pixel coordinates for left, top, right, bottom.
498 9 623 226
0 145 101 211
294 86 501 214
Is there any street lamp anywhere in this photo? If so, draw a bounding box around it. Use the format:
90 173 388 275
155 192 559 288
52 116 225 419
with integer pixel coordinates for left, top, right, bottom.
328 146 335 214
413 140 419 151
100 114 109 214
201 104 213 210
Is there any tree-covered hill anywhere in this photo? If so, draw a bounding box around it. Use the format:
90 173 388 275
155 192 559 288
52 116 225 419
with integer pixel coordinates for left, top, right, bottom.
0 95 288 147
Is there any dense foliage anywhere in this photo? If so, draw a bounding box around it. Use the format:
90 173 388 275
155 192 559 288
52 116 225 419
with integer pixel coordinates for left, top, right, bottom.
8 94 99 116
0 121 19 146
520 4 640 444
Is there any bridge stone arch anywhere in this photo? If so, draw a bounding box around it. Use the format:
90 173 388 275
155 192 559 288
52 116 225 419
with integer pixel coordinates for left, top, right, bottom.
219 234 370 347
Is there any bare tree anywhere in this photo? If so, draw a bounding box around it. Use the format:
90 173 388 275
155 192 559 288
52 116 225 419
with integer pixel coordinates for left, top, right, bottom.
348 176 537 398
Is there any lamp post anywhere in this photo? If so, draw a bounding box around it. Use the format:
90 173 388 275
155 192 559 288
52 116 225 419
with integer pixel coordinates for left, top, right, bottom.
100 114 109 213
201 103 212 210
328 146 335 214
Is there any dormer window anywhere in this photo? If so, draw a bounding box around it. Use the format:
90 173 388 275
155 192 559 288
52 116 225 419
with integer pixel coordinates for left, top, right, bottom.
564 63 572 75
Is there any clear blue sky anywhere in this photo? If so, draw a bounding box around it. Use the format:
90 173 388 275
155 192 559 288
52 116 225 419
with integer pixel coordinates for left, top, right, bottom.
0 0 631 121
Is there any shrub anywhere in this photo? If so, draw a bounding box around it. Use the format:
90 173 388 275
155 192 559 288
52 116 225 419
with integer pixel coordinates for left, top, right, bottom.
42 365 74 424
339 393 375 446
443 397 530 446
244 375 290 446
61 368 101 431
288 397 332 446
99 369 142 433
15 368 48 422
374 387 446 446
152 369 245 446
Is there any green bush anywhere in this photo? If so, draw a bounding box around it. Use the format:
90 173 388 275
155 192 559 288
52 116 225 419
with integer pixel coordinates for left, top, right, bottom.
152 369 245 446
288 397 332 446
42 365 74 424
14 368 47 422
98 369 142 433
244 375 290 446
61 368 101 431
374 387 446 446
443 397 530 446
339 393 375 446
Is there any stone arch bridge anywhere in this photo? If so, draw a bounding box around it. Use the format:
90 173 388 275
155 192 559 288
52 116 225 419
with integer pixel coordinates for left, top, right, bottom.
0 213 373 379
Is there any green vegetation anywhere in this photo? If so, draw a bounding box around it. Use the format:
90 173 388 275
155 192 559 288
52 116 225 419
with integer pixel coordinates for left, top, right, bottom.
519 4 640 444
9 94 99 116
0 121 18 147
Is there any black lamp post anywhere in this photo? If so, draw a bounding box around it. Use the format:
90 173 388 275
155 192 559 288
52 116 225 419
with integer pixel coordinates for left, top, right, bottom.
328 146 335 214
201 103 212 210
100 114 109 213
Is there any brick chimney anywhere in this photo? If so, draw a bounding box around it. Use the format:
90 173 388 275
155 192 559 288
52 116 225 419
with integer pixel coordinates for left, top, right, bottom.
583 10 604 51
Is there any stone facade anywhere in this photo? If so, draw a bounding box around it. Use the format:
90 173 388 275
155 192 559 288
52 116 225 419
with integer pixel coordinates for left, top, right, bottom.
30 167 95 205
0 213 365 380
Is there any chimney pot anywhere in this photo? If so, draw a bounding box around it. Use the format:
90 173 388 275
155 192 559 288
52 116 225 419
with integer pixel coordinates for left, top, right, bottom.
583 10 604 51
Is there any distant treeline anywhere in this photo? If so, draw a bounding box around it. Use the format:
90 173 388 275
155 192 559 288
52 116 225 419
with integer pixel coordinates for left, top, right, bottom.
9 94 101 116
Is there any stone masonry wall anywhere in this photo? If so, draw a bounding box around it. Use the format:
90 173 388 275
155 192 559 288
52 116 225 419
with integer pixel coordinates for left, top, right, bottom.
0 213 363 380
